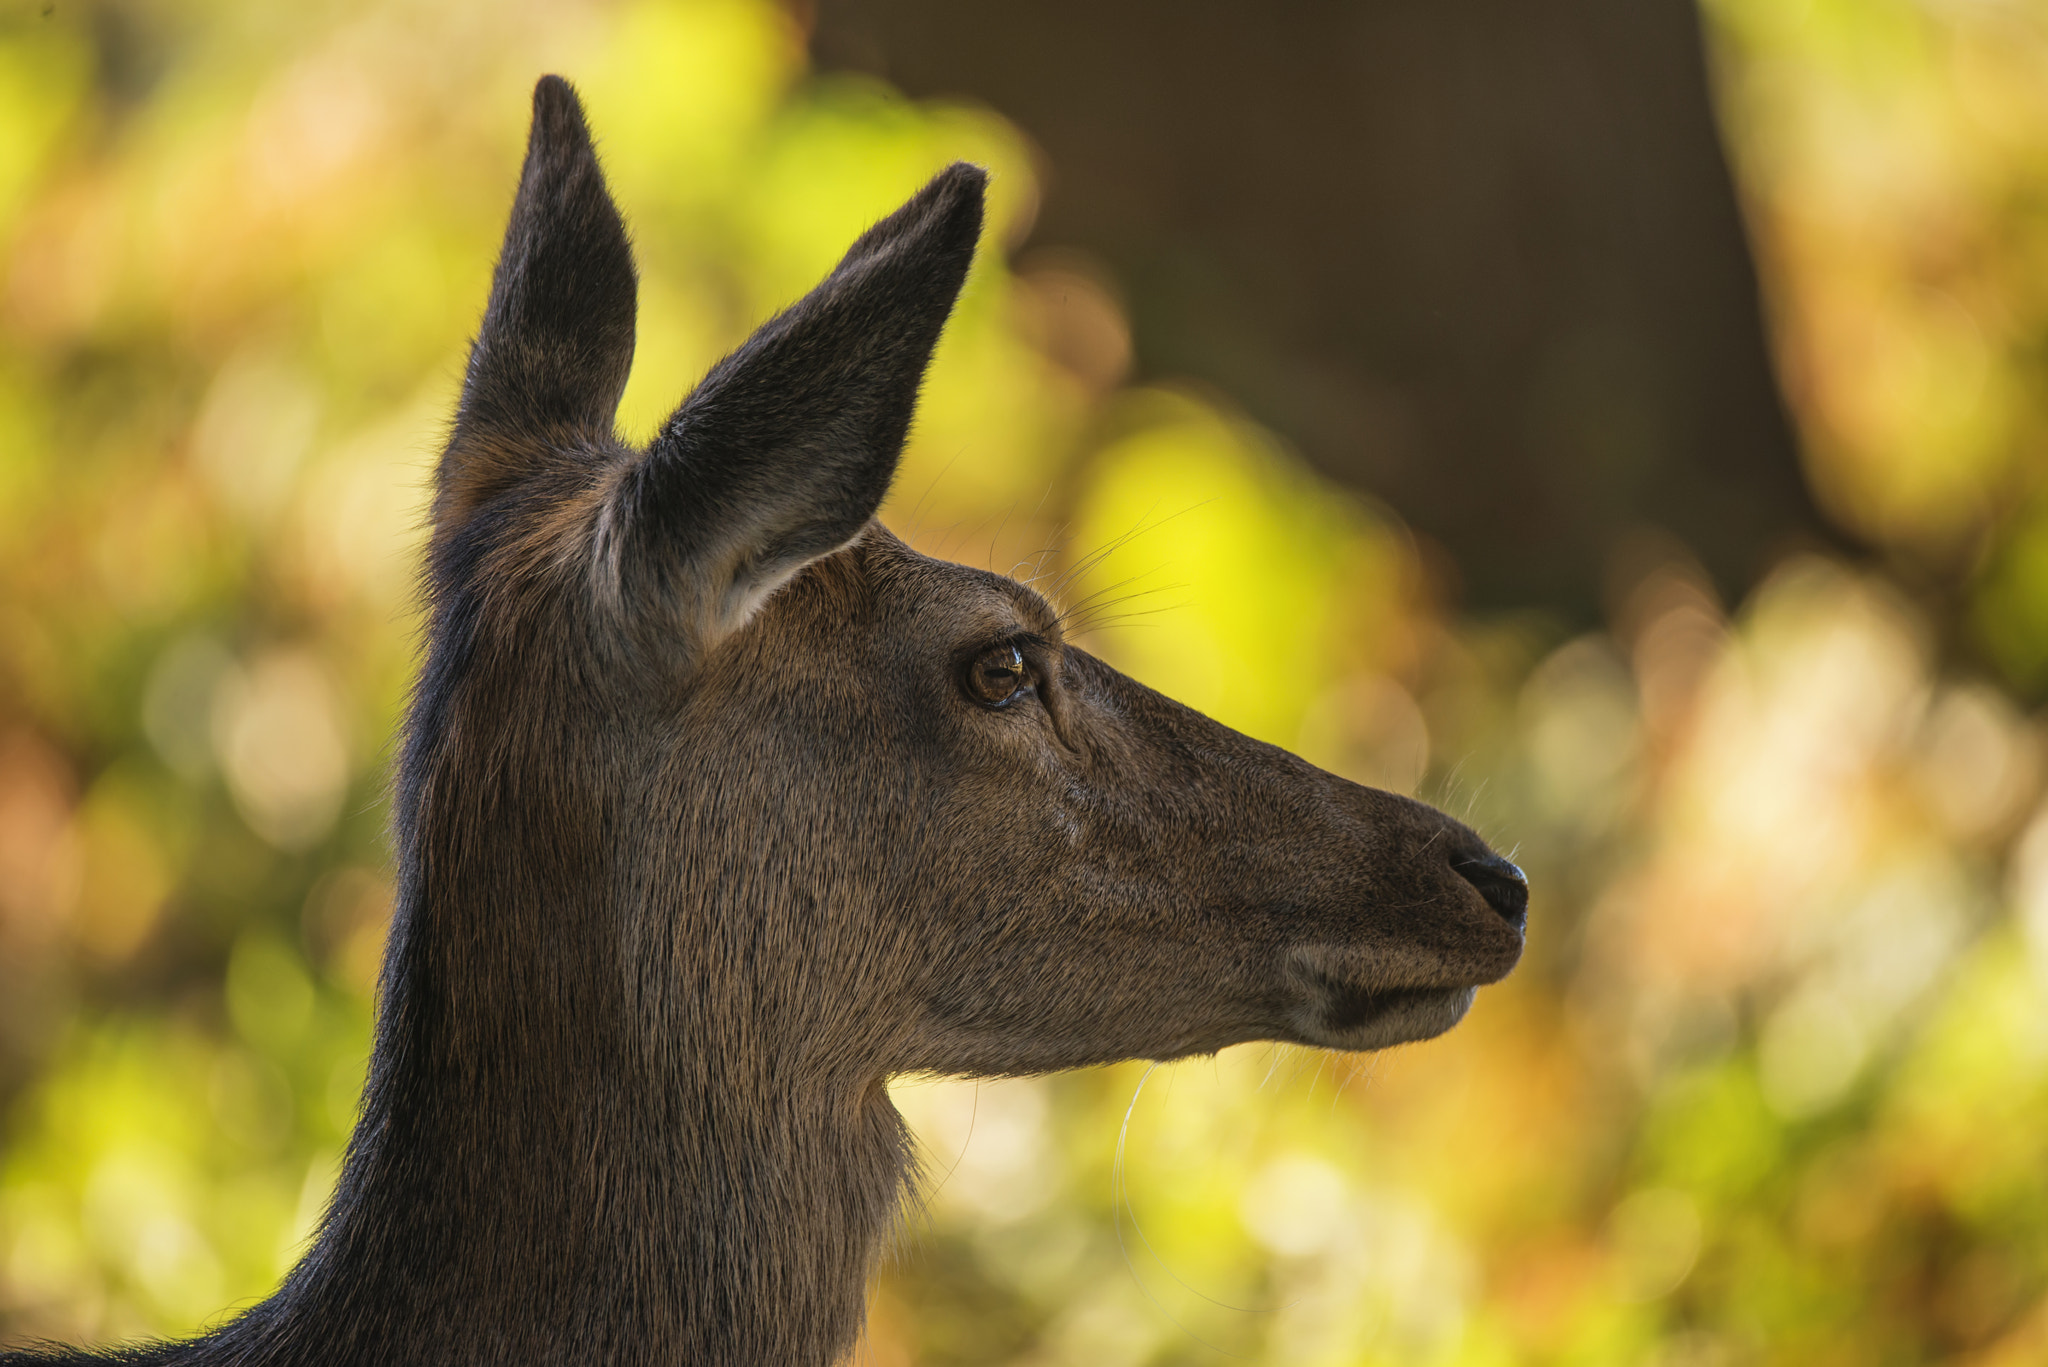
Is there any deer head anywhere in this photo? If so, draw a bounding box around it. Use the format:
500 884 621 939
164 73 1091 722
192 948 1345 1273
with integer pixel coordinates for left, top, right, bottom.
19 76 1524 1367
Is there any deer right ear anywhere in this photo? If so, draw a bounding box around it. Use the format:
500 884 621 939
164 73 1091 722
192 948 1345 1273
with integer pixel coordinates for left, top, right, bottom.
609 164 985 648
439 76 637 536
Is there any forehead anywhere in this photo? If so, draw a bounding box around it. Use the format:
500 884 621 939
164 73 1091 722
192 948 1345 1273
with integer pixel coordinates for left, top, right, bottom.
861 532 1062 642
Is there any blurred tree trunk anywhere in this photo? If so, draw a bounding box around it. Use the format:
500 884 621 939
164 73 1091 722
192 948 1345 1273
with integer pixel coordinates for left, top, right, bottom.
810 0 1831 620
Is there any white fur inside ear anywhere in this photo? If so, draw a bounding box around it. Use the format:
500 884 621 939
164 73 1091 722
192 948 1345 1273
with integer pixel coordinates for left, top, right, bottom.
710 548 825 637
712 516 876 638
589 493 629 613
595 508 870 651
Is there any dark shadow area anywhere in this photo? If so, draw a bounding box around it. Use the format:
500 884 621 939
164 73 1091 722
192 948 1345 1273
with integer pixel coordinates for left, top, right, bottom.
812 0 1836 619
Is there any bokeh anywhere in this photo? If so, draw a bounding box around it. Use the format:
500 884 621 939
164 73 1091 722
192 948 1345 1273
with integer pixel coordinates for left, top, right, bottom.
2 0 2046 1363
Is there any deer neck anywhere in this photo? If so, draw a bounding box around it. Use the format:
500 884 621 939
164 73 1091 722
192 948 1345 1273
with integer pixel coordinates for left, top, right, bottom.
226 816 911 1365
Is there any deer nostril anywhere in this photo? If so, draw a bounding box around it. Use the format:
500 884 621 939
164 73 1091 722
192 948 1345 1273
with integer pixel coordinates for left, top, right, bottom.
1456 854 1528 925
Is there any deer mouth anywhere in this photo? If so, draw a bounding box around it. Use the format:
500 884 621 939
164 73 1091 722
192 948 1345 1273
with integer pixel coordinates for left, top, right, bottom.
1299 981 1478 1051
1320 981 1457 1032
1280 949 1485 1051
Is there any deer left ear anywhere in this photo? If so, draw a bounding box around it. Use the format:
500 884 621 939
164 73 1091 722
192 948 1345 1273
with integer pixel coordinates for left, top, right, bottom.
441 76 637 533
612 163 985 647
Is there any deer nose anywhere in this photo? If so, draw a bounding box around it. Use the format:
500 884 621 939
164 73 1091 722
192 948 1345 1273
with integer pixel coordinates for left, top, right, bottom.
1456 855 1528 925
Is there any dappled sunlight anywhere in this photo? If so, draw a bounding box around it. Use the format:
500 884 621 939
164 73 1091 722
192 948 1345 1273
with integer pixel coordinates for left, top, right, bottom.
1705 0 2048 688
1065 388 1406 748
3 0 2047 1362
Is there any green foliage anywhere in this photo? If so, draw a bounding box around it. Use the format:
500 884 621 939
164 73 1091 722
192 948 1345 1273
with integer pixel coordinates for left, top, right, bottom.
1 1 2046 1363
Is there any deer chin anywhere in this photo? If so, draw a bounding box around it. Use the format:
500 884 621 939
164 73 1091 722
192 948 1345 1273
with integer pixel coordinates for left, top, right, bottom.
1277 941 1503 1051
1286 982 1479 1052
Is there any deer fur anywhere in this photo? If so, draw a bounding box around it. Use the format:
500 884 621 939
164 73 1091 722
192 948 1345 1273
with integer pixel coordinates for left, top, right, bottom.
3 76 1527 1367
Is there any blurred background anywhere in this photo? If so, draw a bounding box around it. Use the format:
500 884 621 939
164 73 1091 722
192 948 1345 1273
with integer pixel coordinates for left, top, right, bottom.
2 0 2047 1361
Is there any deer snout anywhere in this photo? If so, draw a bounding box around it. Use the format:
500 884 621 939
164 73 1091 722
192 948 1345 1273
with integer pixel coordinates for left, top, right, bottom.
1456 854 1529 927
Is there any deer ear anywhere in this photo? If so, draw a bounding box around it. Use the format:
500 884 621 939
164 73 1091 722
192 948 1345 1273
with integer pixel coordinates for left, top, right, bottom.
614 163 986 643
441 76 637 531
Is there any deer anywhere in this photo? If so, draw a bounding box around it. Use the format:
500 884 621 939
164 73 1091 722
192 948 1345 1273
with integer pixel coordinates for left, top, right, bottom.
2 76 1527 1367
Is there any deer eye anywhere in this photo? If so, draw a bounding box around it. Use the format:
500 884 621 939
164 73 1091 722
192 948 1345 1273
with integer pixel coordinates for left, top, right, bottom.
964 643 1032 708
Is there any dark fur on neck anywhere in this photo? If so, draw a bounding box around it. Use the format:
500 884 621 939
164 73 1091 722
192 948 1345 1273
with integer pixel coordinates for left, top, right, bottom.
5 477 923 1367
